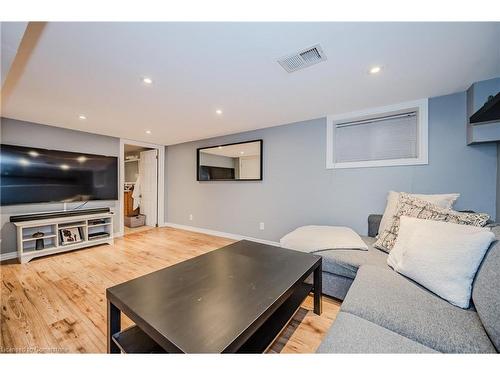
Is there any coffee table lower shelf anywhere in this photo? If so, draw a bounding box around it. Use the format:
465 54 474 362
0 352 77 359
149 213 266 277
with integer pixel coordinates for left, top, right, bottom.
112 325 164 353
112 282 313 353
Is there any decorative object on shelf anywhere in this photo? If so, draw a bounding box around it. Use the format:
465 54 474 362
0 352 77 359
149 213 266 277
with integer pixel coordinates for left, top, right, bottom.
88 231 110 240
89 219 106 225
60 227 83 245
33 231 45 250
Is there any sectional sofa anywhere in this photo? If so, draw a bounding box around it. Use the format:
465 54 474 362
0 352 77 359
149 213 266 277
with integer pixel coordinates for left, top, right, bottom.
316 215 500 353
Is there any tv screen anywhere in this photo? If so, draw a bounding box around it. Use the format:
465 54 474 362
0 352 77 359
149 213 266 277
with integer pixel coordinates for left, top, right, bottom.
0 144 118 206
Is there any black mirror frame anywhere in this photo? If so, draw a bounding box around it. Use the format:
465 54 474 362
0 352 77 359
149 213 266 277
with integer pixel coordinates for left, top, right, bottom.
196 139 263 181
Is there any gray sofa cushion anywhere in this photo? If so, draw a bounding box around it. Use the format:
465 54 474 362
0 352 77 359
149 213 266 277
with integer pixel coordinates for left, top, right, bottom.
341 265 496 353
306 270 353 300
322 272 353 301
319 236 388 279
317 312 437 353
368 214 383 237
472 225 500 351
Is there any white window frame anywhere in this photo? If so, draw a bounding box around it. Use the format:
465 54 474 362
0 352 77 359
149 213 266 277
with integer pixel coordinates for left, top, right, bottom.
326 98 429 169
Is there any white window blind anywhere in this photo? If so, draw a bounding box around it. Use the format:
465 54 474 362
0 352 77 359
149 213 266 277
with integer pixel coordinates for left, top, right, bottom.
334 112 418 163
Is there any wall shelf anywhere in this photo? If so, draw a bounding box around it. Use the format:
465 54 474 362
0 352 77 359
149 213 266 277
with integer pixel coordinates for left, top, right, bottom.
14 212 114 263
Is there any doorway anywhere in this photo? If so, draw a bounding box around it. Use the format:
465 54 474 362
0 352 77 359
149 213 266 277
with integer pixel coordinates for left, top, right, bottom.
119 139 165 236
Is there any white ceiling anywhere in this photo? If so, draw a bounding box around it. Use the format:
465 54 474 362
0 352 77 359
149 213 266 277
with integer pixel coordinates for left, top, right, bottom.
0 22 28 86
2 22 500 145
202 141 261 158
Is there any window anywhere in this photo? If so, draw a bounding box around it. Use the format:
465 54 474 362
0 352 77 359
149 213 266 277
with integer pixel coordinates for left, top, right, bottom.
326 99 428 169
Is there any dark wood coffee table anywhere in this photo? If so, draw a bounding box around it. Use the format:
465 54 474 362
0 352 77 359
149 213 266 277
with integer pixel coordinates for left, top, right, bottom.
106 240 322 353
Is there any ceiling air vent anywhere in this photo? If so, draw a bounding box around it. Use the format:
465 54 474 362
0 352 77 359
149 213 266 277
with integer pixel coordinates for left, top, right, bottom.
278 44 327 73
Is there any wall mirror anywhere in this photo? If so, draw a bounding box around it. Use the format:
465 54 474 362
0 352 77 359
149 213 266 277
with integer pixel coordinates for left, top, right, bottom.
197 140 263 181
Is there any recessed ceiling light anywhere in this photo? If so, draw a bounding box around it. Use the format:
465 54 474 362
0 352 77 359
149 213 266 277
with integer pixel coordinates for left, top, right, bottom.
145 130 152 134
77 156 87 163
369 66 382 74
19 158 30 166
240 151 245 155
28 151 39 157
78 115 87 120
142 77 153 85
215 109 223 115
218 146 223 149
60 164 70 170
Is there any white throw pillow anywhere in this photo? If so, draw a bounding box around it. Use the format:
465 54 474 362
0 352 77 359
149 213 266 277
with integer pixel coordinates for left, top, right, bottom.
378 191 460 236
388 216 495 308
280 226 368 253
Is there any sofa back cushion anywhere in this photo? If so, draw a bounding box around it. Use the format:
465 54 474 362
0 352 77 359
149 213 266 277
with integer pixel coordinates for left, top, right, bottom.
368 214 383 237
472 225 500 352
374 193 490 253
388 217 495 309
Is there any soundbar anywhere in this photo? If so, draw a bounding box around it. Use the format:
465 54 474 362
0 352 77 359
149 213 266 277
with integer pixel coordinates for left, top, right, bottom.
10 207 111 223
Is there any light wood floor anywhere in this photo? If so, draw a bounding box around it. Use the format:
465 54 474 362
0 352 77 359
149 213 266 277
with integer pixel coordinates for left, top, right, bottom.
0 227 340 353
123 225 154 235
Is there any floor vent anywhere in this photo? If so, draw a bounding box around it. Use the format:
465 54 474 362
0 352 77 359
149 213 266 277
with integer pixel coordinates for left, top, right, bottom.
278 44 327 73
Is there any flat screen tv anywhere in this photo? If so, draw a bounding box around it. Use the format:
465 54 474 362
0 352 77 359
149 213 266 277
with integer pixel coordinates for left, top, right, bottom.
0 144 118 206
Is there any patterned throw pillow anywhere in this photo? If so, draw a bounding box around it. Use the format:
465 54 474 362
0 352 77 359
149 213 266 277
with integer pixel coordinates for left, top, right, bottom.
374 193 490 253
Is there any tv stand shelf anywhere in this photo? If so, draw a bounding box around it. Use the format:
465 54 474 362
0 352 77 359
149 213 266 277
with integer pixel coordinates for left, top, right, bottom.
13 211 114 264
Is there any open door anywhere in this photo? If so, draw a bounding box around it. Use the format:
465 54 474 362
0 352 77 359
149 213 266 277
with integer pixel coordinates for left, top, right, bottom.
139 149 158 227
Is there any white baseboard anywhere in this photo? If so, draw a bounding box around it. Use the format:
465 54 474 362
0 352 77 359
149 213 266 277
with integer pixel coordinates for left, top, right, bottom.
0 252 17 262
164 222 281 247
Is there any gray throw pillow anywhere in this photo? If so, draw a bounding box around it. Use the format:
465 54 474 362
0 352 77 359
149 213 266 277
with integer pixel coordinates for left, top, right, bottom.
374 193 490 253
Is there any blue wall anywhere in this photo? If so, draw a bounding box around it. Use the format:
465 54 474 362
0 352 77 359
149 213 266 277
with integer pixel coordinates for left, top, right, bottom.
412 92 496 212
166 90 497 241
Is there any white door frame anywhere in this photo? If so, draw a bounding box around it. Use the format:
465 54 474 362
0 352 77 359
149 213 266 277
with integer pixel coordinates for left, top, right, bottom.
118 138 165 237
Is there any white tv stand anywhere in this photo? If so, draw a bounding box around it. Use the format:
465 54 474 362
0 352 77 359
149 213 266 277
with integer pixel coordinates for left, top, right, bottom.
13 211 114 263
